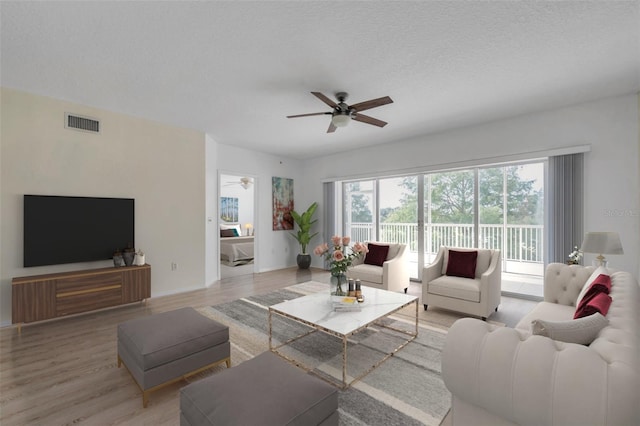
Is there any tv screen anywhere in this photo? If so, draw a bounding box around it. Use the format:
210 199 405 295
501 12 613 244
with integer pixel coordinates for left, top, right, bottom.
23 195 135 267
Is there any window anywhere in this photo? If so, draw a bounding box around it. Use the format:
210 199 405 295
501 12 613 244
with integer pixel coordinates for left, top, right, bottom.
342 160 545 291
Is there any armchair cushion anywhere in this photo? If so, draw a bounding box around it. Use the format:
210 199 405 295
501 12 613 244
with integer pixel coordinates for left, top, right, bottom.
445 250 478 279
351 263 384 285
429 275 481 303
364 243 390 266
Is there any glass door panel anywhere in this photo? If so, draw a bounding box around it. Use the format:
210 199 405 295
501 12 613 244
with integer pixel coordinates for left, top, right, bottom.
343 180 375 243
479 166 505 253
504 163 544 276
379 176 418 279
428 170 475 251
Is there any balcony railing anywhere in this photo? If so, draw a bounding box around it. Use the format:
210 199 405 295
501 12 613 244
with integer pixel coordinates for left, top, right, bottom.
347 222 544 264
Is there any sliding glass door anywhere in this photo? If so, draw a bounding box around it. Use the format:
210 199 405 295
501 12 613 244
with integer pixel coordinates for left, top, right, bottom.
342 160 545 288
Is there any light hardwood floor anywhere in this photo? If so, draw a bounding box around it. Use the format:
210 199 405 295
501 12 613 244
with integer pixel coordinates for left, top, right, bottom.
0 268 536 425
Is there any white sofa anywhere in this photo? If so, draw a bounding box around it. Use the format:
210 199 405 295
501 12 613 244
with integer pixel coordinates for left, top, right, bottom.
442 263 640 426
348 242 409 293
422 247 501 320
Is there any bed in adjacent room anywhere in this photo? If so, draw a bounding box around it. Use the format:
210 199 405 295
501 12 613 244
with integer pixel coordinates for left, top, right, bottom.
220 236 254 266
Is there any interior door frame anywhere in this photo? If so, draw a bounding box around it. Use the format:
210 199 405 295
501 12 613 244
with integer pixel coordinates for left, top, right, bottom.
217 170 258 280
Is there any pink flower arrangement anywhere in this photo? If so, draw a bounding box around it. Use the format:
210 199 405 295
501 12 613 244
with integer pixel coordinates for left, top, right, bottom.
313 236 368 277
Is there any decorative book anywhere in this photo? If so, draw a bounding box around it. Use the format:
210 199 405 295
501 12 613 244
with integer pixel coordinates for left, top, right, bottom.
332 296 361 312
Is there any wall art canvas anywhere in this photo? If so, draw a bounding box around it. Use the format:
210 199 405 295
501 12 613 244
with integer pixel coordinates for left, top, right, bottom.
272 176 294 230
220 197 239 222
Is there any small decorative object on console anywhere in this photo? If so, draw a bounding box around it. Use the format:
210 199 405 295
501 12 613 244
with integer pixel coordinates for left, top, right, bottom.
113 249 124 267
123 244 135 266
134 249 145 266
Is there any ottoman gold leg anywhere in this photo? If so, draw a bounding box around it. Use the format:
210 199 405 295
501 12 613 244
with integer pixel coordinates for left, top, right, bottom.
226 358 231 368
142 391 150 408
117 355 122 368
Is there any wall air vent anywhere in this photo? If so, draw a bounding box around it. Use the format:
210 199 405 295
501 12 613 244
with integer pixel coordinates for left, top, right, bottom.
65 113 100 134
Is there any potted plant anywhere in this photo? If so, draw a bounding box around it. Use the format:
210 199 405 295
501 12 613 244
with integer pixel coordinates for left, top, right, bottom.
290 202 319 269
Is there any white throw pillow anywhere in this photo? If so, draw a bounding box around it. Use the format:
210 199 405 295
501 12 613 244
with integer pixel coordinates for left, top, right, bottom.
531 313 609 345
576 266 609 307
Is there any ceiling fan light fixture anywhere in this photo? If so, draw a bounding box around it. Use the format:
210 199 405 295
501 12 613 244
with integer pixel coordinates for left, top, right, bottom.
240 177 252 189
331 113 350 128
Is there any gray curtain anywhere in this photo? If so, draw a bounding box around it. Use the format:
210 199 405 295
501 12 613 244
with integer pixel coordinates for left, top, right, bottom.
547 153 584 264
323 182 337 270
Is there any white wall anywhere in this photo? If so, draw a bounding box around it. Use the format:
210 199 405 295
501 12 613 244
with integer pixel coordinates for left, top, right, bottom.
302 94 640 277
2 88 636 326
0 88 207 326
213 144 304 273
205 134 218 286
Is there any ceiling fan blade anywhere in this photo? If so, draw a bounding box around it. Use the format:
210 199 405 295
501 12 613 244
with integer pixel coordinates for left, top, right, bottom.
327 122 337 133
349 96 393 112
287 112 332 118
352 113 388 128
311 92 338 108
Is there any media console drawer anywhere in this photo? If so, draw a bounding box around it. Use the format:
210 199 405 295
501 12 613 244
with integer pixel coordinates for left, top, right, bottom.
12 264 151 328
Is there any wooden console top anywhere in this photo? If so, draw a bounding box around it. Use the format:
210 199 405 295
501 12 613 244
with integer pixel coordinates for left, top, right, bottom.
12 264 150 285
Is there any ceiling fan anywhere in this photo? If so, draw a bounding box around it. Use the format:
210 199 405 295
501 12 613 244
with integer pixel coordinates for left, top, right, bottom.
287 92 393 133
223 177 253 189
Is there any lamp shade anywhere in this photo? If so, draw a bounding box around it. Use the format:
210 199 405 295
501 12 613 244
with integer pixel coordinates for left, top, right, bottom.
580 232 624 255
331 113 350 127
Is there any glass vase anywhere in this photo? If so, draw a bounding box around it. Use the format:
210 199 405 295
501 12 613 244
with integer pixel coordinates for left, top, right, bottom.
330 273 347 296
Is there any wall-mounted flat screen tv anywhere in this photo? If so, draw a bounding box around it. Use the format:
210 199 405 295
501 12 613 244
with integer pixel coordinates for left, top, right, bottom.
24 195 135 267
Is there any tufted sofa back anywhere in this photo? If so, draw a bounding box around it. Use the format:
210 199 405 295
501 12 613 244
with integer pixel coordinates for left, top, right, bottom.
544 263 595 307
442 264 640 425
544 263 640 423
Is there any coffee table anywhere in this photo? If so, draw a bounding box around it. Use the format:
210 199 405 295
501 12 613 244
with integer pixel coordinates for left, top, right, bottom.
268 282 418 389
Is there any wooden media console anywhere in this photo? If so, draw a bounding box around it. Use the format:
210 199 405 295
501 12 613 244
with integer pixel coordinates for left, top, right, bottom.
12 264 151 330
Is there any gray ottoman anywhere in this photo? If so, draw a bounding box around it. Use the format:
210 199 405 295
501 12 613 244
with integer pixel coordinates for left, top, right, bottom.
180 351 339 426
118 307 230 407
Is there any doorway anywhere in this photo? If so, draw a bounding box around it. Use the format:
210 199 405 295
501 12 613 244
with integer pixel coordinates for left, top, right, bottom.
219 173 256 278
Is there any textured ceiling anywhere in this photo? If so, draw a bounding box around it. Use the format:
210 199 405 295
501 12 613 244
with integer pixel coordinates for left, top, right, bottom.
2 1 639 159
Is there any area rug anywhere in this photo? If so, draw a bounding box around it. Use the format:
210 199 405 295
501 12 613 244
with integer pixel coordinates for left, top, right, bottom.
197 282 452 426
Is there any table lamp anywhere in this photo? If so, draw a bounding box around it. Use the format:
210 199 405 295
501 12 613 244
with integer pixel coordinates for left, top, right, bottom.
580 232 624 267
245 223 253 236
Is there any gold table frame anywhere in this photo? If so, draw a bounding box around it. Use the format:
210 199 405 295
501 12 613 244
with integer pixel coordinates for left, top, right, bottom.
268 295 418 390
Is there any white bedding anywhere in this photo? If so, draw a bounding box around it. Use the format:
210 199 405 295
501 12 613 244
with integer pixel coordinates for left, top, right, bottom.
220 236 254 266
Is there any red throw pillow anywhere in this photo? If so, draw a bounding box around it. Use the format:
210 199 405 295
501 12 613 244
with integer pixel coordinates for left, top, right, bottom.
574 291 612 319
575 274 612 314
446 250 478 279
590 274 612 294
364 243 390 267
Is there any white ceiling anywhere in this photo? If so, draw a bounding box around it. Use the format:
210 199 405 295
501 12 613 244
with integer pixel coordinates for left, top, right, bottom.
2 1 639 160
